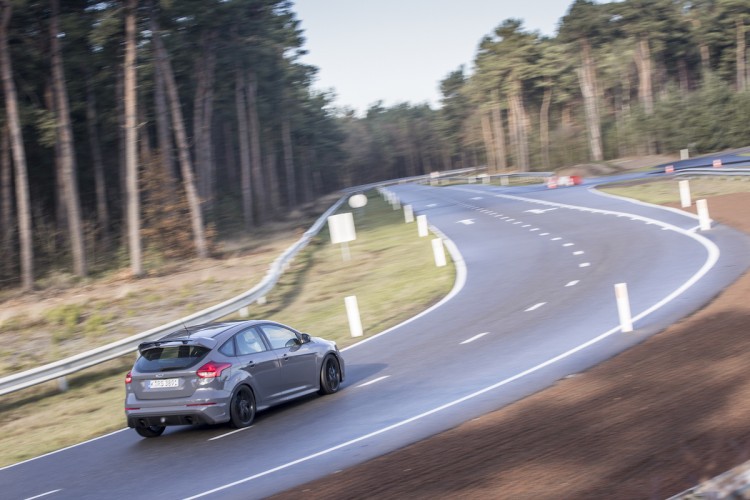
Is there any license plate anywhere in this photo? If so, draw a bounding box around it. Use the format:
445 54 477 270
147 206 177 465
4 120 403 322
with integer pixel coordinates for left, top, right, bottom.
149 378 179 389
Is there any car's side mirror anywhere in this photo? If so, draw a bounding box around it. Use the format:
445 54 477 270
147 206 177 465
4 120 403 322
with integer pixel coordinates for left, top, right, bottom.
300 333 311 343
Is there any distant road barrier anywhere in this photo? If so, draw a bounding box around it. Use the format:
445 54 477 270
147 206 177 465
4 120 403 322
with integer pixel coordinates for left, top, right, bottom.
673 167 750 177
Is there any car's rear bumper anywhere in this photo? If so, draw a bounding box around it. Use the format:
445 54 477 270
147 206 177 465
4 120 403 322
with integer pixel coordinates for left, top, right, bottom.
125 401 229 427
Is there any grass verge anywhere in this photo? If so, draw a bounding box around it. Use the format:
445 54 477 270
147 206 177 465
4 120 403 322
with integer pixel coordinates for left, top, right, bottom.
0 190 454 467
598 176 750 204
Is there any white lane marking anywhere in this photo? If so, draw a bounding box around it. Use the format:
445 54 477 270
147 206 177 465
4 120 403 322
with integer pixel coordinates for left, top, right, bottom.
460 332 490 345
579 263 591 268
525 302 546 312
0 429 129 471
209 426 254 441
540 233 549 236
471 197 483 200
526 208 558 214
185 195 721 500
573 251 584 255
566 280 579 287
522 224 531 227
427 203 437 208
356 376 390 388
24 490 61 500
563 243 574 247
530 228 539 232
551 237 561 241
506 218 515 221
513 221 522 225
457 219 475 225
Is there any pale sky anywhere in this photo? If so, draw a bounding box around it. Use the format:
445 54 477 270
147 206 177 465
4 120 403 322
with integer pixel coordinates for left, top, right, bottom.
292 0 575 115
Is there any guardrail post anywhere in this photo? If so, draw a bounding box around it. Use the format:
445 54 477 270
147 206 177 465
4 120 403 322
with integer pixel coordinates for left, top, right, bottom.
614 283 633 333
679 180 691 208
417 215 428 237
697 199 711 230
432 238 447 267
404 204 414 223
58 376 69 392
345 295 363 338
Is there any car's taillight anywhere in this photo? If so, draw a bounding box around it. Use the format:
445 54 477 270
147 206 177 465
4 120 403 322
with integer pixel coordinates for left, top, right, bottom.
196 362 231 379
125 371 132 384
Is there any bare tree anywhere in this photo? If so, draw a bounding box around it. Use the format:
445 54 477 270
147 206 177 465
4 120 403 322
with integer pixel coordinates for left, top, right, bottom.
0 1 33 290
124 0 142 276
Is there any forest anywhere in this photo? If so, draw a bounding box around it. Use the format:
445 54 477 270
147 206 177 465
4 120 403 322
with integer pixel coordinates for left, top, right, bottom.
1 0 750 290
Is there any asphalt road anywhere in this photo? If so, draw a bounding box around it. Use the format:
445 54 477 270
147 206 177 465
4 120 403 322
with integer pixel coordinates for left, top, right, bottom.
2 181 748 500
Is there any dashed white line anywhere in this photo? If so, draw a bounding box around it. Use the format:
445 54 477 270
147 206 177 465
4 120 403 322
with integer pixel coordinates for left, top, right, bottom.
579 262 591 268
573 251 584 255
25 490 62 500
209 426 254 441
565 280 579 287
540 233 549 236
356 376 390 388
551 237 561 241
460 332 490 345
525 302 546 312
563 243 574 247
530 228 539 232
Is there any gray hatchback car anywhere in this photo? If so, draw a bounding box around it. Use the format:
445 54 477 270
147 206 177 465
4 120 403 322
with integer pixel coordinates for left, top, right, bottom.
125 320 344 437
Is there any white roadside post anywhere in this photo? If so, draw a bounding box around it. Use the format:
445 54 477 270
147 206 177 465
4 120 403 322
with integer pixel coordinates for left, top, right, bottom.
327 212 356 261
614 283 633 333
679 180 692 208
417 214 428 237
501 175 509 186
680 148 690 160
345 295 363 338
404 204 414 223
696 199 711 231
432 238 447 267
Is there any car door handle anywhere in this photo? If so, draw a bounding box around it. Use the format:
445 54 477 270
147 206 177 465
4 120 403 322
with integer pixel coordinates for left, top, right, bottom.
282 354 289 361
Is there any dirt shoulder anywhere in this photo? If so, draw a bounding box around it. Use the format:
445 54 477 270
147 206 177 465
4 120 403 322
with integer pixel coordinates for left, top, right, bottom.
274 192 750 499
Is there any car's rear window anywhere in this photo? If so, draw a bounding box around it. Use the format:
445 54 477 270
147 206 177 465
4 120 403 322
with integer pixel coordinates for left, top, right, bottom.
135 344 210 372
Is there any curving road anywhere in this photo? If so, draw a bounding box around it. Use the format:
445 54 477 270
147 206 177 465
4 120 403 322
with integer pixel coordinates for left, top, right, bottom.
2 181 749 500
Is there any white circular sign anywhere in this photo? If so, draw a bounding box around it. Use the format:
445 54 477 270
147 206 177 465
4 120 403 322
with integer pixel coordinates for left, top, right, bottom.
348 194 368 209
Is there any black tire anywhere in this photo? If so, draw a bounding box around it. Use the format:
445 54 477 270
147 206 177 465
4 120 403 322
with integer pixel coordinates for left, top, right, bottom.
230 385 256 428
135 425 165 438
318 355 341 395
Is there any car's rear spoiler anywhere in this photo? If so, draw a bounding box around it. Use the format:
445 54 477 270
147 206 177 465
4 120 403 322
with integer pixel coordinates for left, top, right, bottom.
137 336 217 354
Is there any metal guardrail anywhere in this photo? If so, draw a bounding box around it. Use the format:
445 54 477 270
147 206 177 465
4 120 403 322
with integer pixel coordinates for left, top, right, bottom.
0 195 349 396
674 167 750 176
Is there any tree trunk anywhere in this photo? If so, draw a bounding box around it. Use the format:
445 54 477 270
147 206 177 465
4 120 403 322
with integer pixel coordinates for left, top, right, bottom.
51 0 87 277
507 78 529 171
246 70 266 223
281 113 296 207
235 68 253 228
151 4 208 258
1 1 33 290
0 124 12 277
85 75 110 247
490 91 507 171
578 37 603 162
480 110 497 172
154 47 175 185
635 36 654 114
124 0 142 276
540 85 552 171
192 34 216 214
737 19 746 92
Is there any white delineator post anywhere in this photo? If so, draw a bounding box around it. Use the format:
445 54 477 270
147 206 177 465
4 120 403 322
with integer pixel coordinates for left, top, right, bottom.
417 214 428 237
432 238 447 267
679 180 691 208
404 204 414 223
345 295 363 338
696 199 711 231
614 283 633 333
